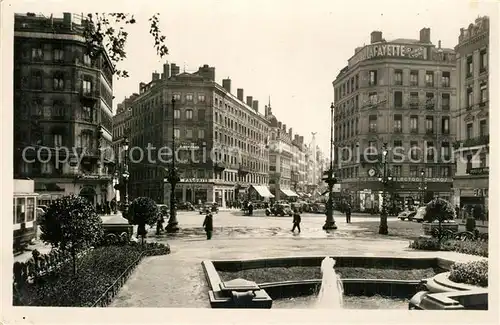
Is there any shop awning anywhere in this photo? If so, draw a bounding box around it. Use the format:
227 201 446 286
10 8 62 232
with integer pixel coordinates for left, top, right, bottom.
281 189 299 197
251 185 275 198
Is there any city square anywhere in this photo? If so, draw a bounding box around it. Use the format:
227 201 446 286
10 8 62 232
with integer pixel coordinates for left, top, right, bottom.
6 0 492 316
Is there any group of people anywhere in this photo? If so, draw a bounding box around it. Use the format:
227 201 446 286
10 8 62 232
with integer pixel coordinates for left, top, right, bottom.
96 199 117 215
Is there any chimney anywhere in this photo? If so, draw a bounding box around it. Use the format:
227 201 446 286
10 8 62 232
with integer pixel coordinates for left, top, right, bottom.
237 88 244 101
299 136 304 144
246 96 253 107
171 63 180 76
163 63 170 79
139 82 146 93
264 105 268 116
289 128 293 137
252 100 259 112
278 121 282 129
419 28 431 43
438 40 442 49
63 13 72 28
283 124 287 132
370 31 383 44
152 72 160 81
222 78 231 93
294 134 299 142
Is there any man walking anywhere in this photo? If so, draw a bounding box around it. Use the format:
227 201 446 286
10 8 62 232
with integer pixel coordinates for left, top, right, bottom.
291 208 301 233
345 203 352 223
203 209 214 240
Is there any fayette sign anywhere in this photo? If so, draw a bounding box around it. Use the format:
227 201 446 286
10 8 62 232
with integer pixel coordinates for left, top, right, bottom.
348 43 427 67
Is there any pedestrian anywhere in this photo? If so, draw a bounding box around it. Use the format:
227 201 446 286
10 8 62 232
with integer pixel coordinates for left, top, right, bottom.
203 209 214 240
291 208 301 233
156 212 164 235
345 203 352 223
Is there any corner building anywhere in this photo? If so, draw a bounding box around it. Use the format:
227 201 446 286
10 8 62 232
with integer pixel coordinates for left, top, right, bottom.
452 17 489 211
127 63 271 206
13 13 115 206
332 28 457 211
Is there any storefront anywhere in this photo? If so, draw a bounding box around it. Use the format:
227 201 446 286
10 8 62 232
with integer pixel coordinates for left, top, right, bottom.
248 185 274 202
280 188 299 202
453 175 488 211
164 178 238 207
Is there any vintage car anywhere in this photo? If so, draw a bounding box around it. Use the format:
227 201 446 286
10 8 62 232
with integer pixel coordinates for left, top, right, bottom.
177 201 195 211
397 210 417 221
270 203 293 217
413 207 427 223
199 202 219 214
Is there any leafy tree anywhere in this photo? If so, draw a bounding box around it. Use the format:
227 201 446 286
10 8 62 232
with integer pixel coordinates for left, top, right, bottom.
424 198 455 241
128 197 158 244
83 13 168 78
39 195 104 275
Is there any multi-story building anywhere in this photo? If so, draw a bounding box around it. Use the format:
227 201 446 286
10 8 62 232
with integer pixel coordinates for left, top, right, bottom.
332 28 457 211
452 16 489 211
13 12 115 206
265 105 300 201
127 63 272 206
112 95 134 161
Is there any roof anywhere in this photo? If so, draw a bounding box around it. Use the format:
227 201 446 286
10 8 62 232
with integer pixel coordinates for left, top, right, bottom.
388 38 423 44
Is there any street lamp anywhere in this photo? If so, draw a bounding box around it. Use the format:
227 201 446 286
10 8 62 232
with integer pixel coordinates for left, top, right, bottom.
377 143 392 235
323 102 337 230
356 142 360 211
122 137 130 219
419 169 427 206
165 96 180 233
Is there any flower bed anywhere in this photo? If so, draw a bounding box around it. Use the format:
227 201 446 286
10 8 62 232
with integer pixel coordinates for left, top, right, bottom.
217 266 440 284
448 260 488 287
13 242 170 307
409 237 488 257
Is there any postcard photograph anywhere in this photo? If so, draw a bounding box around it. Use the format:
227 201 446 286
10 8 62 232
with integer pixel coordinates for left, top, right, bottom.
1 0 498 324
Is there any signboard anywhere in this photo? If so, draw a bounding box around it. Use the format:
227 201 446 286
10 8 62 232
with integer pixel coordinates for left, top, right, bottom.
348 43 428 67
177 178 214 183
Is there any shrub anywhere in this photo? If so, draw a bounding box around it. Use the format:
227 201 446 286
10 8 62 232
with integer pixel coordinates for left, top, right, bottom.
128 197 158 244
38 195 104 275
409 237 441 250
449 260 488 287
440 239 488 257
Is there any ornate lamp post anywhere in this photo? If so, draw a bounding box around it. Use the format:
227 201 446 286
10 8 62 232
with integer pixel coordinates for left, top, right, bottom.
377 143 392 235
122 137 130 219
165 96 180 233
419 169 427 206
323 102 337 230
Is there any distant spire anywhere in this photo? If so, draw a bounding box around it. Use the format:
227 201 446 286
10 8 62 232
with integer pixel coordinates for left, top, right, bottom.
268 95 271 108
183 62 186 73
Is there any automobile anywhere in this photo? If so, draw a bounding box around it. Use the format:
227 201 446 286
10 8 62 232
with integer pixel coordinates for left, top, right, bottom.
397 210 417 221
177 201 195 211
37 205 49 213
291 202 303 213
270 203 293 217
316 203 326 214
413 207 427 223
199 202 218 214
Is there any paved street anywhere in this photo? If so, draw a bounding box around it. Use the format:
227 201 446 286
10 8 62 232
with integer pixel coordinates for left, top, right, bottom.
109 210 484 308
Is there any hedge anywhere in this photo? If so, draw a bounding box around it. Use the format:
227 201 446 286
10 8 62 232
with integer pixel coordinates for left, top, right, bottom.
409 237 488 257
13 241 170 307
449 260 488 287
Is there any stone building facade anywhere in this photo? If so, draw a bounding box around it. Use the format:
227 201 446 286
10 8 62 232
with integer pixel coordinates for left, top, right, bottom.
452 16 489 211
332 28 457 211
13 12 115 206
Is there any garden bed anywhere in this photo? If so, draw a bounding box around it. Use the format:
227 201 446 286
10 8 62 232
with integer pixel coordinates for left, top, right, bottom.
409 237 488 257
217 266 441 284
13 243 168 307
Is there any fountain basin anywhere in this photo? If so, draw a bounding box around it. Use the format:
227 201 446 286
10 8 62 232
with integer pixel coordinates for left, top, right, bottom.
202 255 449 309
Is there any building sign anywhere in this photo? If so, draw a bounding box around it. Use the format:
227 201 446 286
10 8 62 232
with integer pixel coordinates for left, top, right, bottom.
469 167 489 175
348 43 428 67
473 188 488 197
358 177 451 183
175 178 214 183
79 175 112 181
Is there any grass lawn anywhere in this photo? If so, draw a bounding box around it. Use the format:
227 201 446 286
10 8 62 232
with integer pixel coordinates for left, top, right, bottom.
218 266 440 284
350 220 424 240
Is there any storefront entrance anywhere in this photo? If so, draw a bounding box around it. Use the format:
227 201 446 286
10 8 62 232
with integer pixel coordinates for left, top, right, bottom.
79 187 96 206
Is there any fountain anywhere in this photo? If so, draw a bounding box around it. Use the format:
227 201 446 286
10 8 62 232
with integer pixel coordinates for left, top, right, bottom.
316 257 344 309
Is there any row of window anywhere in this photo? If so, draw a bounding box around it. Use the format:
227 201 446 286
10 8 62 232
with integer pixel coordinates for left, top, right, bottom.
214 96 268 132
466 82 488 109
335 115 451 141
214 112 267 143
466 120 488 140
335 69 452 101
214 131 266 157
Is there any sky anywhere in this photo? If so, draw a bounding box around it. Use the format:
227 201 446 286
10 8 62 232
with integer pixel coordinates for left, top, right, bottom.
5 0 498 153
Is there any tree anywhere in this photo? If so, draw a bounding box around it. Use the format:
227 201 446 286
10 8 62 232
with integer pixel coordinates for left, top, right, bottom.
128 197 158 244
424 198 455 241
39 195 104 275
83 13 169 79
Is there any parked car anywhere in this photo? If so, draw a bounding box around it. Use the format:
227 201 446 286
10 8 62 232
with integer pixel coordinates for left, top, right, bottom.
177 201 195 211
270 203 293 217
199 202 218 214
397 210 417 221
413 207 426 223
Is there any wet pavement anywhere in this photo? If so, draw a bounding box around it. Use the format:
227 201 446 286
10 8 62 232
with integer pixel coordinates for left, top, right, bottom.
110 211 485 308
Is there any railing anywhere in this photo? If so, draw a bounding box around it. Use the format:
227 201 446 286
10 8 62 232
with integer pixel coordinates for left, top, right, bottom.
453 135 489 149
469 167 489 175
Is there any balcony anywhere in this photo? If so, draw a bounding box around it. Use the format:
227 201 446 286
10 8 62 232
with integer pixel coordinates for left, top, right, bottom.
213 161 226 172
425 129 434 135
479 101 487 108
80 88 100 101
237 165 250 176
393 127 402 134
469 167 489 176
453 135 489 149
